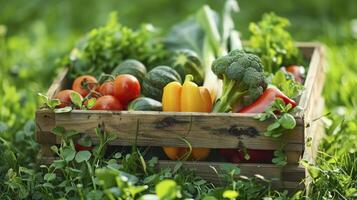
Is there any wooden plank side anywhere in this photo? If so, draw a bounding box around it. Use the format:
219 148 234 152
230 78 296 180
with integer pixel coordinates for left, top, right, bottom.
158 161 305 189
39 156 304 191
46 68 69 98
299 44 326 115
36 110 304 151
303 97 325 164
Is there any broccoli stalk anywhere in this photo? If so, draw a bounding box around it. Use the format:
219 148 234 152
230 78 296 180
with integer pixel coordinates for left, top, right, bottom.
212 50 267 113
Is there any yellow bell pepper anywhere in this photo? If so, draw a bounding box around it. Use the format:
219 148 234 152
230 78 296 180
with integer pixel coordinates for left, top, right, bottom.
162 75 212 161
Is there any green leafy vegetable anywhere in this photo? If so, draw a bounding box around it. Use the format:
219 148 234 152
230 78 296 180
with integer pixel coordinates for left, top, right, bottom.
66 12 166 78
271 70 304 99
249 12 300 73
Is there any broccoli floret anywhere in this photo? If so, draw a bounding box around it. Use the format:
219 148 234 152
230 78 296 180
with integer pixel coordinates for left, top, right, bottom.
212 50 267 112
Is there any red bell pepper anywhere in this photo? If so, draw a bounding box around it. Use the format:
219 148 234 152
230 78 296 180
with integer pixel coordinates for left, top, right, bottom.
220 87 296 163
239 87 297 113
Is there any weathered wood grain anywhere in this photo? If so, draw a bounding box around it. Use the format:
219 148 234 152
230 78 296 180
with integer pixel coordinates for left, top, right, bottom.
36 109 304 151
157 161 305 190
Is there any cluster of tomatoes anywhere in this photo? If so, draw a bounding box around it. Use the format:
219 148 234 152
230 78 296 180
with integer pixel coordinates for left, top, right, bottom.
55 74 141 110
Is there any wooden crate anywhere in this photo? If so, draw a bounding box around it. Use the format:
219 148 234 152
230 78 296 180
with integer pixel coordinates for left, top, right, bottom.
36 43 326 191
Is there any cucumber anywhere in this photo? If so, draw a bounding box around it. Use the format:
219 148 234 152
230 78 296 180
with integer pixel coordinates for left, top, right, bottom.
128 97 162 111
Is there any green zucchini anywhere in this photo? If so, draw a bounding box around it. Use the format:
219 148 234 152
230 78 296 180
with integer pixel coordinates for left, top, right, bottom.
112 59 147 83
128 97 162 111
142 66 182 101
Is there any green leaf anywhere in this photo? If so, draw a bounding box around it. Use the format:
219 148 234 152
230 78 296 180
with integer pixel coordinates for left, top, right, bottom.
279 113 296 129
62 146 76 162
38 93 61 109
86 190 104 200
267 121 280 131
51 160 66 169
223 190 239 199
113 152 122 159
65 130 80 138
77 134 93 147
51 126 65 136
48 99 61 109
44 173 56 182
86 98 96 109
220 163 240 175
54 106 72 113
75 150 91 163
127 185 149 198
70 92 83 108
300 160 320 179
155 180 179 200
119 171 139 185
272 70 286 86
38 93 49 102
172 161 183 174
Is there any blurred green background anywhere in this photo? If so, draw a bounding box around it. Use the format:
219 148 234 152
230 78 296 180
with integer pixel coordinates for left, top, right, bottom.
0 0 356 198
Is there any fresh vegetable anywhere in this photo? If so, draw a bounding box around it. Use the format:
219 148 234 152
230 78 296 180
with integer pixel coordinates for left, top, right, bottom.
165 0 241 102
98 81 115 96
284 65 305 83
162 74 212 161
72 75 98 97
271 70 304 99
66 12 166 78
113 74 141 105
90 95 123 110
54 90 82 108
212 50 267 113
171 49 204 85
142 66 182 101
128 97 162 111
248 12 300 73
239 87 297 113
112 59 147 83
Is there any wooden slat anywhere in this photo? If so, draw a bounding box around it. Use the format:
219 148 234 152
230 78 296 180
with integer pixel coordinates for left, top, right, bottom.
46 68 69 98
157 161 305 189
299 44 326 115
36 109 304 151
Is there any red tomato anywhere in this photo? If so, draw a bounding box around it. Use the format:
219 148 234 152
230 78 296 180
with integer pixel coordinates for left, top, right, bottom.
72 75 98 97
54 90 82 108
98 81 114 96
285 65 304 83
113 74 140 104
90 95 123 110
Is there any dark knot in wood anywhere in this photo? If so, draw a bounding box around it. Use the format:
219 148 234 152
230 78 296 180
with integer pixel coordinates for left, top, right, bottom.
213 125 258 137
155 117 190 129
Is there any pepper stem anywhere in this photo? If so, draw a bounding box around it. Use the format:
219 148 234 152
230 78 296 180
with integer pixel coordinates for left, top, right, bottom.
184 74 194 83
